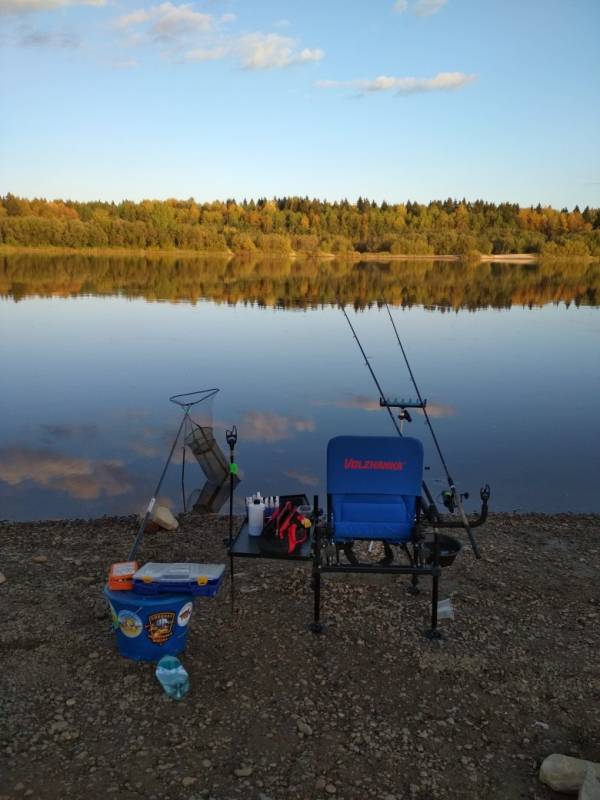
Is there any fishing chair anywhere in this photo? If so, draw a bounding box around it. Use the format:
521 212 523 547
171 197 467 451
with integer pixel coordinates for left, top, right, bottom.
311 435 444 637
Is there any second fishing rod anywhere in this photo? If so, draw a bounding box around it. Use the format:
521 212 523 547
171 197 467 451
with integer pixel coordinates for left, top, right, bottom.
383 303 485 559
341 304 487 558
340 304 441 523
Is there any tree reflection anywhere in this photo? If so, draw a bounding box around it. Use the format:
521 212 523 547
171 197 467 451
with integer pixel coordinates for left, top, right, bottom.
1 253 598 310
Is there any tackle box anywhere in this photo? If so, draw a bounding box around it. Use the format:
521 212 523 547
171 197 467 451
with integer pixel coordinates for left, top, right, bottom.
108 561 140 591
132 562 226 598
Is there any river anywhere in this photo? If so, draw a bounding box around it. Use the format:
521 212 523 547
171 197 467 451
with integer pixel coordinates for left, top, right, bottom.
1 253 599 520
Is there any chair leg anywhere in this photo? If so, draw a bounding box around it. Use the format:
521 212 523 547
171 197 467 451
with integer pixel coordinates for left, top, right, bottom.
342 542 359 565
310 521 325 634
405 542 419 594
379 542 394 565
425 570 443 639
309 569 325 634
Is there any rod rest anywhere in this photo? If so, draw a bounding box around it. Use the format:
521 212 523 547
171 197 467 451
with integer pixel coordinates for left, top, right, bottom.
432 485 490 530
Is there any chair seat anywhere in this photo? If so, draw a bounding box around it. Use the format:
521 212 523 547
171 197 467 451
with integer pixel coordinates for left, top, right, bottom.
332 520 414 542
331 493 415 543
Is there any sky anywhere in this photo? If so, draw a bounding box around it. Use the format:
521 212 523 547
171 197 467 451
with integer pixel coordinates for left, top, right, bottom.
1 0 599 207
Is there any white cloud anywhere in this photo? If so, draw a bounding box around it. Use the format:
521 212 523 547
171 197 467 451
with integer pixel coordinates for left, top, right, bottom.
316 71 475 95
186 44 227 62
152 2 212 37
0 0 103 13
237 33 323 70
187 32 324 70
114 8 150 29
112 7 323 71
393 0 447 15
412 0 447 15
114 2 213 40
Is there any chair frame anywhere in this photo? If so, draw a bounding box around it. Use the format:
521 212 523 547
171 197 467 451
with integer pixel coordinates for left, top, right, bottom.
308 433 489 637
310 493 445 638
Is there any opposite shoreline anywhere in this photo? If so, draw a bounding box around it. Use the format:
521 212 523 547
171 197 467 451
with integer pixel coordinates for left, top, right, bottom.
0 244 560 262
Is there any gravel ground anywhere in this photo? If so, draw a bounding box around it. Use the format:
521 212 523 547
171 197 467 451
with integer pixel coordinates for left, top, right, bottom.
0 512 599 800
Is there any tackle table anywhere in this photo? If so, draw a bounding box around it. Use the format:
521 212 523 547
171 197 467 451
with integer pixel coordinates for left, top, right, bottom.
226 493 316 611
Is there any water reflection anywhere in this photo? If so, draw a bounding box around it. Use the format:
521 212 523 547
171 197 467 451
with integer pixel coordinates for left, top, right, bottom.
1 253 598 309
1 254 599 520
0 446 133 500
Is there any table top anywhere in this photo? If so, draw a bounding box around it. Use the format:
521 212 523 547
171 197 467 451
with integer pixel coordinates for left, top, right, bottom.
229 520 314 561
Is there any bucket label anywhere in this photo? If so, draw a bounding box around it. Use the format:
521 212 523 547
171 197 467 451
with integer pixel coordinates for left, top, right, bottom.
118 610 143 638
146 611 176 645
177 602 193 627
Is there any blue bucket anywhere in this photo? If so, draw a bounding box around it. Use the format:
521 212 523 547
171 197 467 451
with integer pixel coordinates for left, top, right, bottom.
103 585 194 662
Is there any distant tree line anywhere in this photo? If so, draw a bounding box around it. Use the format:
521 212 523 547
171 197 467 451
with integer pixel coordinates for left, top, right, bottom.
1 194 599 257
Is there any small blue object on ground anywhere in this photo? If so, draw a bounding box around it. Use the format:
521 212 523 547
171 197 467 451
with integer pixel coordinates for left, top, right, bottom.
155 655 190 699
103 584 194 662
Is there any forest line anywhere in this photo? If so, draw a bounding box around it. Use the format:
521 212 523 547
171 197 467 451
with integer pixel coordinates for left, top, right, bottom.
1 194 599 258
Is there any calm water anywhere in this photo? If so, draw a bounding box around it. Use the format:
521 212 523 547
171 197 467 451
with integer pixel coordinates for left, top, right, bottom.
1 253 599 521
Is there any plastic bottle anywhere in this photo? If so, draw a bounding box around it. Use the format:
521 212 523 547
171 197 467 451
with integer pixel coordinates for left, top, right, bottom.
155 655 190 700
437 598 455 620
248 497 266 536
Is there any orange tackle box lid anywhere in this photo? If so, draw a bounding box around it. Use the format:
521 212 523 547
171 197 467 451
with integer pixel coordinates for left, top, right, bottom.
108 561 139 591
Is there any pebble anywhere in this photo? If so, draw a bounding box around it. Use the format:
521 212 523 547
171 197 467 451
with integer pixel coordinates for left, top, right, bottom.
234 766 254 778
182 777 197 787
31 555 48 564
0 572 6 584
297 719 313 736
50 720 69 734
325 784 337 794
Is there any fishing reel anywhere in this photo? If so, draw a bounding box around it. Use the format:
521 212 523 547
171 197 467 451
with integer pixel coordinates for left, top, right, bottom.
441 488 469 513
441 484 490 513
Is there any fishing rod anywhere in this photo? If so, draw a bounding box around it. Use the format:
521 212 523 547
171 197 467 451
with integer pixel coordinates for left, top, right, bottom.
384 303 487 558
340 305 441 521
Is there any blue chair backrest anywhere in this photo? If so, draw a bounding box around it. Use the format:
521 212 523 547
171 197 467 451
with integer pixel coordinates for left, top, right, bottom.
326 435 424 542
327 435 424 496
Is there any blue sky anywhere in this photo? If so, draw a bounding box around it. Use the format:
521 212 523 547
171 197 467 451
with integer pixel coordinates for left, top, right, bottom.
1 0 599 207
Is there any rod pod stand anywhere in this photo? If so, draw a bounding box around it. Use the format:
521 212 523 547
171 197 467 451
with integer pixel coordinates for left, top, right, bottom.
384 303 488 559
225 425 238 615
128 388 219 562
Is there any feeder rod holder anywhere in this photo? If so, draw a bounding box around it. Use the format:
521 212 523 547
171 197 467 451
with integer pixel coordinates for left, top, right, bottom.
384 303 481 559
341 304 440 520
226 426 238 616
